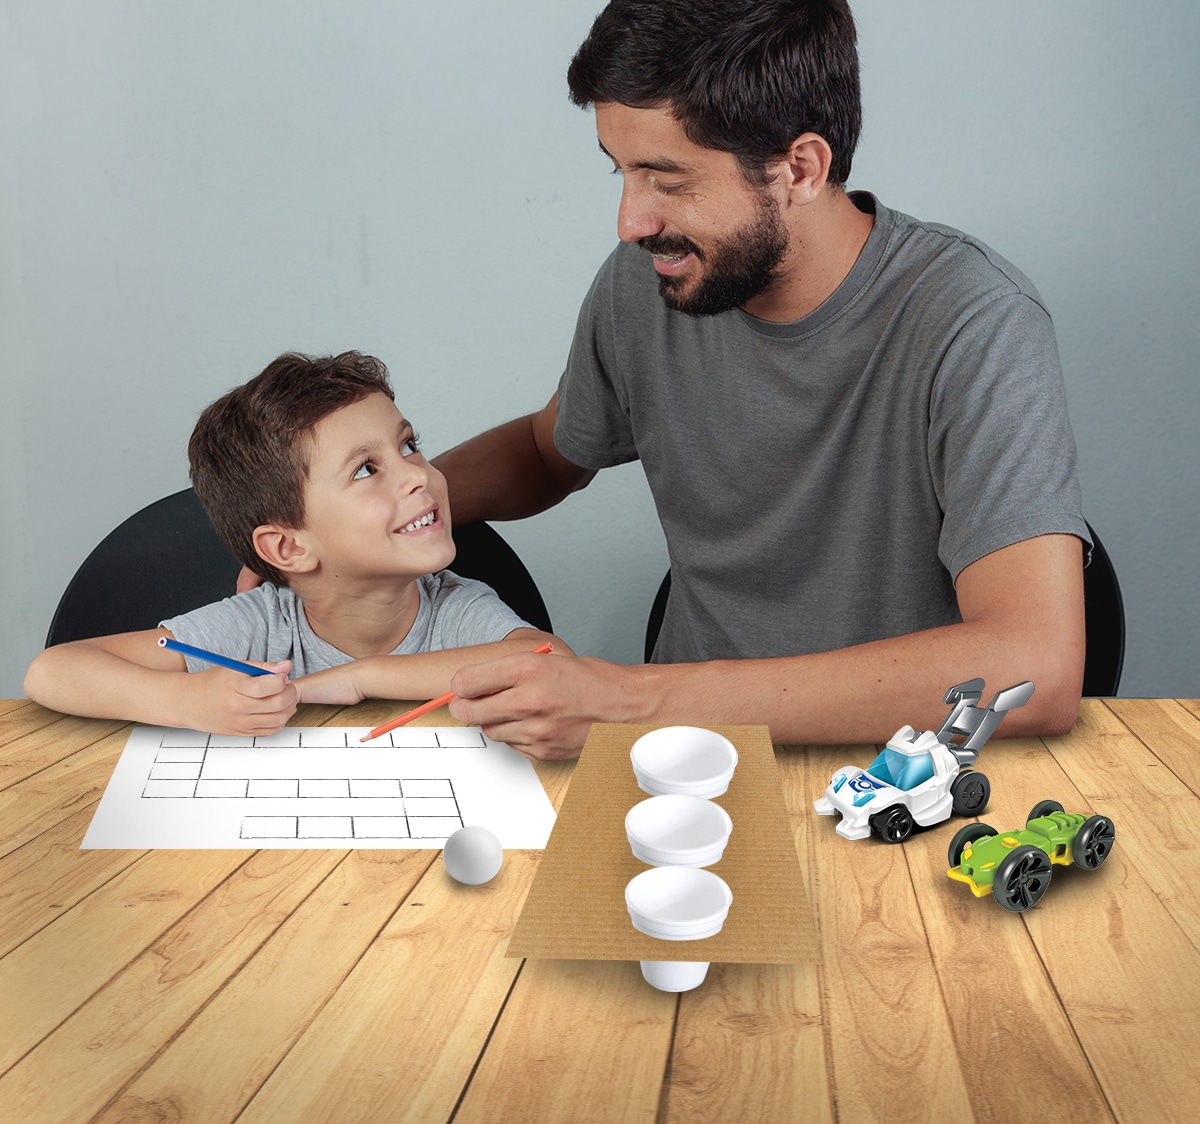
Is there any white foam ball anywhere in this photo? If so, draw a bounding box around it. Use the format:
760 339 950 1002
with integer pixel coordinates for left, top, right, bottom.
443 826 503 885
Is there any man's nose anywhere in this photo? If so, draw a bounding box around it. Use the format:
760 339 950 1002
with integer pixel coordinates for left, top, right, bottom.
616 181 664 244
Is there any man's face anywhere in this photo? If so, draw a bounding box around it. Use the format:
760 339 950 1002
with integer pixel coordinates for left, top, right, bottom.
293 392 456 585
594 102 790 317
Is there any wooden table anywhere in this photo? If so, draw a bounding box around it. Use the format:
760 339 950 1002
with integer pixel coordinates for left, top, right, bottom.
2 697 1199 1123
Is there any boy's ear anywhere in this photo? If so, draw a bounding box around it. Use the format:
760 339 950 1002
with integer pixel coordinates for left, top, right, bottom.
252 524 318 575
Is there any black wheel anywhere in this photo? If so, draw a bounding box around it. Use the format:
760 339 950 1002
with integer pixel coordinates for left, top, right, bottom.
870 804 916 844
1028 799 1064 822
947 822 996 868
1072 815 1116 869
994 845 1053 912
950 770 990 816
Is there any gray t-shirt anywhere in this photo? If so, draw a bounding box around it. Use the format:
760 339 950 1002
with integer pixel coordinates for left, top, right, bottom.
161 571 532 676
555 192 1090 664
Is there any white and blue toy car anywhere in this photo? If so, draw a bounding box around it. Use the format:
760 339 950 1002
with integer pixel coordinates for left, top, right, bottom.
813 679 1034 843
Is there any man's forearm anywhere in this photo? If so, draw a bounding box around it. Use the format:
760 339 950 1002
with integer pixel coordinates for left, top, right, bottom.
619 615 1082 746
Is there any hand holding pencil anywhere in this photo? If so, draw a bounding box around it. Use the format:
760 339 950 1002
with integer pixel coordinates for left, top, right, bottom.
360 642 554 742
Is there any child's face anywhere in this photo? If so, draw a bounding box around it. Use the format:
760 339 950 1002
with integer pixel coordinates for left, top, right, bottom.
294 392 456 583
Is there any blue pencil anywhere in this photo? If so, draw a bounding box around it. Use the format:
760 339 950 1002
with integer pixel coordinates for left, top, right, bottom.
158 636 272 676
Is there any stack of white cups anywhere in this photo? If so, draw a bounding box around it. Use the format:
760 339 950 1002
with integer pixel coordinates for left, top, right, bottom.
624 727 738 992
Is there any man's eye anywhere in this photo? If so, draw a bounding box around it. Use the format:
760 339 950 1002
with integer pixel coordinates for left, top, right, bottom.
352 461 376 480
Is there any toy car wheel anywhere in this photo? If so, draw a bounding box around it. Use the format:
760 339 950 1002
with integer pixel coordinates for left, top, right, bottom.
947 822 996 868
950 770 991 816
1072 815 1116 869
870 805 916 844
1028 799 1064 821
993 845 1053 912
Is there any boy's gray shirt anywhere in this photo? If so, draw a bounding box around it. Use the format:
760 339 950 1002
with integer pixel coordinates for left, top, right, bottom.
554 192 1090 664
162 571 531 676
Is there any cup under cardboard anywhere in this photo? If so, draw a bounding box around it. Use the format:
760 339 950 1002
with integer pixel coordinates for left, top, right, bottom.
507 723 817 963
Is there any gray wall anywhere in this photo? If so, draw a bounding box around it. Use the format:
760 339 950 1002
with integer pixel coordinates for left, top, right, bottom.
3 1 1197 700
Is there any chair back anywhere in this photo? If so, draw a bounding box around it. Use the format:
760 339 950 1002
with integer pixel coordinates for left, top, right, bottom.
47 488 551 647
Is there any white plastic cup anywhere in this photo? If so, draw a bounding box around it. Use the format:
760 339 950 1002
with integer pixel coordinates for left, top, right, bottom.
640 959 711 992
625 866 733 940
630 726 738 799
625 794 733 867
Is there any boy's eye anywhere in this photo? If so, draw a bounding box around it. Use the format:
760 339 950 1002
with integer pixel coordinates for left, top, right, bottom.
352 461 376 480
402 435 420 456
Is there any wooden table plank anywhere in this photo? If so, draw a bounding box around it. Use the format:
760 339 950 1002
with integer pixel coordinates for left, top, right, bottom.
0 697 37 721
0 726 129 856
236 850 541 1124
0 849 252 1073
663 962 832 1124
1049 702 1200 941
0 805 146 957
93 850 434 1124
1105 697 1200 796
454 958 675 1124
0 712 127 788
0 849 344 1122
1029 704 1200 1124
785 745 978 1124
924 737 1117 1123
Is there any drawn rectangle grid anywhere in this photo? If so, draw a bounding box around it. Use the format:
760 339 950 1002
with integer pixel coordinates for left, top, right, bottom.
141 727 473 840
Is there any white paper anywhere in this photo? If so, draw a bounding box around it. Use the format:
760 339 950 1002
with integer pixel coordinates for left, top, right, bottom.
81 725 556 849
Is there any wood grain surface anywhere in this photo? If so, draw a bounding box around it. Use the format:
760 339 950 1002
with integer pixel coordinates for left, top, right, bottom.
1 698 1197 1123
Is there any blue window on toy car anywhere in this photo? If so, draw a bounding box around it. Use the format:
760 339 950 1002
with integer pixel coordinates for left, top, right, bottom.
866 748 935 791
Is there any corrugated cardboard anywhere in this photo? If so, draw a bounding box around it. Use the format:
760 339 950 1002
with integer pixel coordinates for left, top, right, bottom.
507 724 817 963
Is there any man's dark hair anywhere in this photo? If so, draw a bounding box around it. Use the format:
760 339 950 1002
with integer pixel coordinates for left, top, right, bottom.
567 0 861 187
189 351 394 586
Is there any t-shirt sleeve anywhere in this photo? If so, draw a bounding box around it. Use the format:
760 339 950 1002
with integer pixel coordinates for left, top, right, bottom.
425 572 536 649
160 586 279 672
929 292 1092 580
554 247 641 470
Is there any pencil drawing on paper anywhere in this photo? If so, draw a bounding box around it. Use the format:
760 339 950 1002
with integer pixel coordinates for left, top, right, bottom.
82 725 556 850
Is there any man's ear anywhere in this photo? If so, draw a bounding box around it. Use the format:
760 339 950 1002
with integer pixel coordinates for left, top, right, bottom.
777 132 833 205
252 524 318 575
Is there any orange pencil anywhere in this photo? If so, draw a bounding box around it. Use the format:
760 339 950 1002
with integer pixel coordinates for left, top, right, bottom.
359 642 554 743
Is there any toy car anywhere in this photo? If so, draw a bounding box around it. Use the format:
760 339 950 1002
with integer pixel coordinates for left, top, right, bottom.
946 800 1116 911
813 678 1034 843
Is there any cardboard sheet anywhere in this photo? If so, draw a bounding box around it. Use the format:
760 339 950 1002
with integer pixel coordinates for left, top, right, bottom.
508 724 817 963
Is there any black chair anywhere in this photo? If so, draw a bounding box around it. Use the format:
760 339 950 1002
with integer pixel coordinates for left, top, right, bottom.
46 488 551 647
644 520 1125 696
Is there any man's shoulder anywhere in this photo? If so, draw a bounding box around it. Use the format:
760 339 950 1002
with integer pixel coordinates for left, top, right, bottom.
876 196 1046 310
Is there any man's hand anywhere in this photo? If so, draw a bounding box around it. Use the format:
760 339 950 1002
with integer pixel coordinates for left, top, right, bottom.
180 659 297 736
448 652 640 760
236 566 264 595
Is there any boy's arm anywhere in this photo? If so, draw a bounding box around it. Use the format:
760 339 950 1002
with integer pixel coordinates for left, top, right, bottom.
292 628 569 706
23 628 297 735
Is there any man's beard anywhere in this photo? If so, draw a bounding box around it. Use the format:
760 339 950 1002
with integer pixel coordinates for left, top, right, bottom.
641 198 788 317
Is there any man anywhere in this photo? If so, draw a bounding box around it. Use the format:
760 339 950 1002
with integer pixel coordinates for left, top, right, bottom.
446 0 1090 759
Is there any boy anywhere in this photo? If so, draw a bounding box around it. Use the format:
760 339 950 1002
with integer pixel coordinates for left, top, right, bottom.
24 352 569 739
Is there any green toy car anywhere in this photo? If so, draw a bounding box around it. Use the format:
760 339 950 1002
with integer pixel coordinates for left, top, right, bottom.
946 800 1116 912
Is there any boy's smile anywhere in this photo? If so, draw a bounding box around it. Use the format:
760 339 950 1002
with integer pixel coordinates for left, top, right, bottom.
293 392 456 585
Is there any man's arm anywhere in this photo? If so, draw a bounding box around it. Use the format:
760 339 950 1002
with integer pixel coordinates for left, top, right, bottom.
431 393 596 524
448 534 1086 759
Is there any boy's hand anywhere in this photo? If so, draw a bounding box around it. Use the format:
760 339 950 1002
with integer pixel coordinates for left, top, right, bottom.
181 660 297 736
294 665 368 706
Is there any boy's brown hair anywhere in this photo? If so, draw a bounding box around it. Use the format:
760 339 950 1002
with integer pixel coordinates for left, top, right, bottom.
189 351 394 586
